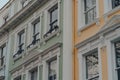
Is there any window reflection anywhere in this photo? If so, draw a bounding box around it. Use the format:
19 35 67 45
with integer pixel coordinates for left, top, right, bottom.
85 51 99 80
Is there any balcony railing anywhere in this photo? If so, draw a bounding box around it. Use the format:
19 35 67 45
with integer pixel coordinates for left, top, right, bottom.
13 43 24 58
27 32 40 49
44 20 59 38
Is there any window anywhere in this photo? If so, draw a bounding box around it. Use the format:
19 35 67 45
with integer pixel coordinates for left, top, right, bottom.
48 60 57 80
30 68 38 80
49 5 58 30
44 4 59 38
32 19 40 44
84 0 96 24
85 50 99 80
112 0 120 8
114 41 120 80
13 30 25 58
0 45 6 67
27 18 40 48
14 76 21 80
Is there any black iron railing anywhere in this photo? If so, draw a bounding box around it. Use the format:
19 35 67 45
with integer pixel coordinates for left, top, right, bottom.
27 32 40 49
44 20 59 38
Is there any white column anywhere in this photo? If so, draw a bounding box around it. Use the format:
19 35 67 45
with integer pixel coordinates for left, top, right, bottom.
42 61 47 80
5 34 12 80
57 50 60 80
63 0 72 80
26 70 29 80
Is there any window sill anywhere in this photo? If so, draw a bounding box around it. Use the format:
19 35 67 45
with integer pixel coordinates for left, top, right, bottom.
104 6 120 18
78 18 99 33
26 43 40 54
43 28 61 42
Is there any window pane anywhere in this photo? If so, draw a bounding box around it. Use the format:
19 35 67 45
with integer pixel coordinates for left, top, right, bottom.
115 41 120 67
18 31 24 45
0 45 6 66
51 9 58 22
112 0 120 8
85 0 96 10
50 6 58 29
18 30 25 51
86 51 99 79
84 0 96 24
49 60 57 80
33 21 40 40
31 69 38 80
114 41 120 80
85 7 96 24
21 33 24 44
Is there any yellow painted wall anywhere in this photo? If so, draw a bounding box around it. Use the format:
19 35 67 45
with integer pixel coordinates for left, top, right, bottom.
101 46 108 80
73 0 120 80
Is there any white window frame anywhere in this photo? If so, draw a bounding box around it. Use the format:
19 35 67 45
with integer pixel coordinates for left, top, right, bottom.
28 67 38 80
48 58 57 80
44 0 60 35
105 31 120 80
42 48 60 80
27 16 41 50
78 0 99 30
78 47 102 80
107 39 120 80
0 44 6 67
14 28 26 57
104 0 120 14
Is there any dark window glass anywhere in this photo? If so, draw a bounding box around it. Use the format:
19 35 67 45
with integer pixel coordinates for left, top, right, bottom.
49 5 58 30
18 30 25 52
114 41 120 80
14 76 21 80
85 51 99 80
0 45 6 66
30 69 38 80
48 60 57 80
84 0 96 24
112 0 120 8
33 20 40 42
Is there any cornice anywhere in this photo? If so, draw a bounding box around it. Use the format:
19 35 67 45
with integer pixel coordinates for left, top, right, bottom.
10 42 62 74
0 0 49 34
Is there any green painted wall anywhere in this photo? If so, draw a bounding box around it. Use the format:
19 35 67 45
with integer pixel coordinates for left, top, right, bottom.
8 0 64 80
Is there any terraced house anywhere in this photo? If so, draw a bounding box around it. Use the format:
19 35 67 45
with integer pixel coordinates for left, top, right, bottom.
73 0 120 80
0 0 73 80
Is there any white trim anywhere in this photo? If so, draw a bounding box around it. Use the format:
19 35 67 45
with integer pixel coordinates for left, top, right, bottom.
42 48 60 80
103 0 112 14
106 40 113 80
78 38 102 80
78 0 99 30
13 28 26 57
44 0 59 34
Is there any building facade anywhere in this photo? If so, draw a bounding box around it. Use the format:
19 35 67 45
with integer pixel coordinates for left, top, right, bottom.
0 2 11 80
0 0 73 80
73 0 120 80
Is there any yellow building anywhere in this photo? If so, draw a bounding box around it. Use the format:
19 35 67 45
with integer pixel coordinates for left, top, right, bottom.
73 0 120 80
